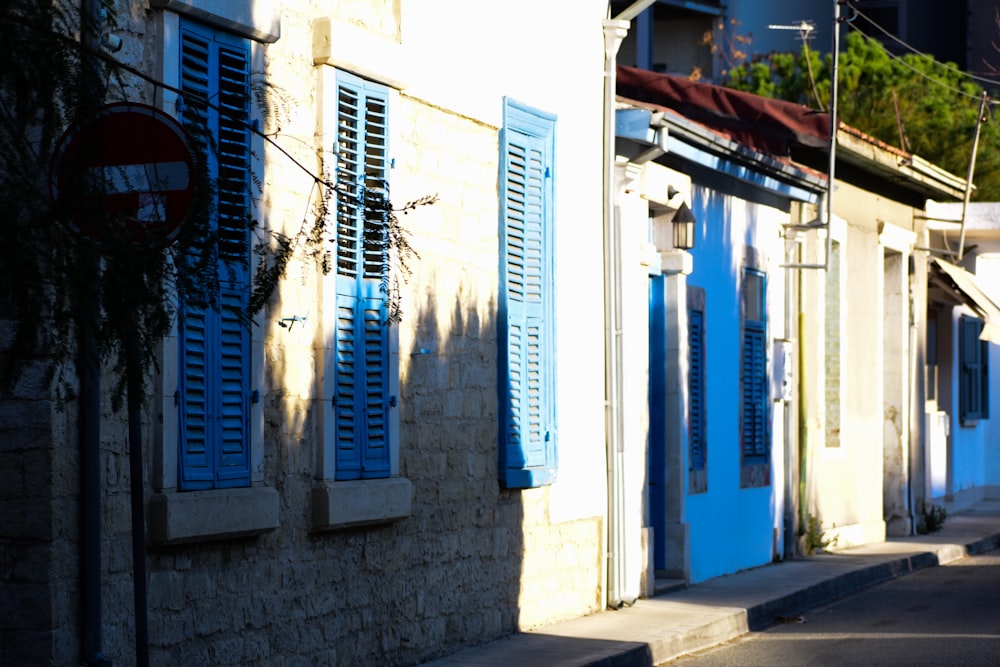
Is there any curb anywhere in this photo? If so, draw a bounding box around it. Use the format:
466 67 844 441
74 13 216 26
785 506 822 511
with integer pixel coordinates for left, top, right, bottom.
418 527 1000 667
744 550 941 631
634 537 1000 665
963 533 1000 557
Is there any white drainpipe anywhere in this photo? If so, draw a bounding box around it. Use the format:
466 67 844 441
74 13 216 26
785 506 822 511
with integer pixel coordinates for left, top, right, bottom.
602 0 656 610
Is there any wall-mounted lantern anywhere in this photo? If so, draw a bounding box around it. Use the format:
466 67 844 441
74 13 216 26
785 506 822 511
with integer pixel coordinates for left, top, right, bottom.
671 201 697 250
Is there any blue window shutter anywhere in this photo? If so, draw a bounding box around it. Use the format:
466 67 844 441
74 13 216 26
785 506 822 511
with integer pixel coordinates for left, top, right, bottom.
959 316 974 418
180 296 250 489
215 40 252 282
741 269 768 462
179 303 214 487
688 308 706 471
334 277 361 480
215 289 250 487
959 315 989 422
361 281 390 477
499 99 556 488
333 71 391 480
742 325 767 459
178 22 252 489
334 72 390 283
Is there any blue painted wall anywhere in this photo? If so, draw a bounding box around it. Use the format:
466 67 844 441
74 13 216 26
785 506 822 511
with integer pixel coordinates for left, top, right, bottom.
979 254 1000 488
946 309 991 500
682 185 781 583
983 341 1000 485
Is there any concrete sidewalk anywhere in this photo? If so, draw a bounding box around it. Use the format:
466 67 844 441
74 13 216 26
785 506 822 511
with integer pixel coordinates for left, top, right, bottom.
419 500 1000 667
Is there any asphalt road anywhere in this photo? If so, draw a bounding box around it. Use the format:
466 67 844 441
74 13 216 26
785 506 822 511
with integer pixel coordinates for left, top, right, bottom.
665 549 1000 667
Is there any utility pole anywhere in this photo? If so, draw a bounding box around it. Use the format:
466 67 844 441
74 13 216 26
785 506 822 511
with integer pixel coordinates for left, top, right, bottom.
79 0 110 664
957 90 989 262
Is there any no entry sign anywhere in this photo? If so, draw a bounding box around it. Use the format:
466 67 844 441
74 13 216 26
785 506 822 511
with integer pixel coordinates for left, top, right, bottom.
50 103 196 245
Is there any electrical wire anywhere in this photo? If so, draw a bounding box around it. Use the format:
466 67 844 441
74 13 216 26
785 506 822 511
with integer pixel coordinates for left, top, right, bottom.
845 1 1000 93
844 24 986 105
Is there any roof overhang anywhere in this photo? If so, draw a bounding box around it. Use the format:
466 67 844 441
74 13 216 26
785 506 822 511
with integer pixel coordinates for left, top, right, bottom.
615 103 827 203
929 257 1000 344
615 66 969 205
836 131 968 201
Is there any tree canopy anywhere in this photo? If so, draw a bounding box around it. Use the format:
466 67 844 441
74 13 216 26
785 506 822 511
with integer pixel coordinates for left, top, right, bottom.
725 31 1000 201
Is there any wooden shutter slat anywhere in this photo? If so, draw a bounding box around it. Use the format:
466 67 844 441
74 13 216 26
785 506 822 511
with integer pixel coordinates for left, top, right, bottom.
742 325 767 459
960 316 989 421
180 304 213 484
741 268 768 463
334 280 361 480
178 23 252 489
332 72 393 480
361 287 390 477
499 100 556 488
503 130 548 464
689 308 706 471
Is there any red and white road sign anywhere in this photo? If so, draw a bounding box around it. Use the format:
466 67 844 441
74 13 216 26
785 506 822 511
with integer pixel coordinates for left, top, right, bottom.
50 103 196 245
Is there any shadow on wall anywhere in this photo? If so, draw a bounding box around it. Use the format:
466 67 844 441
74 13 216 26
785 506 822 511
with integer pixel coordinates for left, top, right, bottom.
399 286 531 662
250 268 529 665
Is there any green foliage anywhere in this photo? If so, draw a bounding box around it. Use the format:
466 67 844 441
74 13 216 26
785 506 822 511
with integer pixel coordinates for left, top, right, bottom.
726 31 1000 200
921 503 948 534
0 1 243 405
803 514 837 555
377 194 435 326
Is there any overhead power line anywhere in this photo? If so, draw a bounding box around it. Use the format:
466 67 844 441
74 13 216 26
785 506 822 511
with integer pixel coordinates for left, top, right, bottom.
845 1 1000 92
845 25 987 105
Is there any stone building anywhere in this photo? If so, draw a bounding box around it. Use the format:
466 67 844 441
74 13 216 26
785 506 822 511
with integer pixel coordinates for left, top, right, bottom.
1 1 614 665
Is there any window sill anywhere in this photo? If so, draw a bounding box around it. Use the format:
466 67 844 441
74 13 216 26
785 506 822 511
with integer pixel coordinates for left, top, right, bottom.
500 466 557 490
688 468 707 495
740 462 770 489
311 477 412 531
149 486 280 545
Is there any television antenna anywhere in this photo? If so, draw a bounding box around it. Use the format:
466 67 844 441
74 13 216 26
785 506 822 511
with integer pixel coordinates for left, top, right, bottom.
767 20 816 43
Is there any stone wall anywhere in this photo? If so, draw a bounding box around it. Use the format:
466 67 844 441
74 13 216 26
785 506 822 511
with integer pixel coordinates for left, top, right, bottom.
0 356 59 665
2 2 608 664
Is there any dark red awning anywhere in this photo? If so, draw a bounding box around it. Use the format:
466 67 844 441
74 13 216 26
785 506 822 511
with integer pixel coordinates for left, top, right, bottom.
616 66 830 157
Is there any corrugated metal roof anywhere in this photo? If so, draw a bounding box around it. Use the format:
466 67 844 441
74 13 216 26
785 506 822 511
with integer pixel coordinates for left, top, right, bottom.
616 65 967 201
616 65 829 156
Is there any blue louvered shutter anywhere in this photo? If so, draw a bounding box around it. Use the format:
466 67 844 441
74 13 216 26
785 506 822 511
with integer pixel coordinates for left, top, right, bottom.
333 71 391 480
334 280 361 479
179 304 213 485
741 326 767 459
217 289 250 483
741 269 768 462
688 308 706 471
499 99 556 488
361 283 390 476
959 315 989 422
178 22 251 489
959 316 976 419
